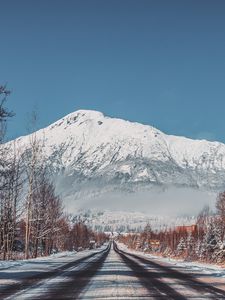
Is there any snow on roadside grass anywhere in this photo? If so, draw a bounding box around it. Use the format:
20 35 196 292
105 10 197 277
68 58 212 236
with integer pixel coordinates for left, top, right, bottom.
0 245 108 292
0 251 77 270
117 242 225 278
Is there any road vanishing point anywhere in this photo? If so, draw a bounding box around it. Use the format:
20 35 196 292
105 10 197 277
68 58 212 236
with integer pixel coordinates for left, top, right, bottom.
0 242 225 300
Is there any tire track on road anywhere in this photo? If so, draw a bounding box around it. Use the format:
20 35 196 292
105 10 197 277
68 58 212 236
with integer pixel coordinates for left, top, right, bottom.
115 243 225 299
0 245 110 300
114 243 187 300
41 244 110 300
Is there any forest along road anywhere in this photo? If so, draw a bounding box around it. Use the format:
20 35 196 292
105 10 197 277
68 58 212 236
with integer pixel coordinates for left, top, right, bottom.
0 243 225 300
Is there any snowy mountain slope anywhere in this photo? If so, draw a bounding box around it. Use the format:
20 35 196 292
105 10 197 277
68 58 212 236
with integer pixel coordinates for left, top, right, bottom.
70 209 197 232
7 109 225 209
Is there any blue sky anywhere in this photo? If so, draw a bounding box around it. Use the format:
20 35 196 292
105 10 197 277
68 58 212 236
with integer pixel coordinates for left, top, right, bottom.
1 0 225 142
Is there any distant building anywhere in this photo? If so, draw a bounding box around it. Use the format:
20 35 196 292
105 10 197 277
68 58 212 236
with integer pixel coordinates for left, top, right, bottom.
149 239 160 250
175 225 197 234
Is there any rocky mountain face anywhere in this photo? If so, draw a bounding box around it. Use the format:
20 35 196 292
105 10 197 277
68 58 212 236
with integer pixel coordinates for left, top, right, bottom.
8 110 225 209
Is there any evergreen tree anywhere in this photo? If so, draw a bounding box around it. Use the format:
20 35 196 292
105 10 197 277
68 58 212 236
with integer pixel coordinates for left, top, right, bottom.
177 237 186 256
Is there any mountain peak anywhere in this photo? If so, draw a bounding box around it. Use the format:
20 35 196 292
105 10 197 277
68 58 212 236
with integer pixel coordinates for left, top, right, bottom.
8 109 225 208
50 109 104 128
68 109 105 119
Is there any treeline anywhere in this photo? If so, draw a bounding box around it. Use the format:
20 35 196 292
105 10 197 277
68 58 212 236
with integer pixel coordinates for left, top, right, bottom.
0 85 107 260
16 218 107 257
119 192 225 264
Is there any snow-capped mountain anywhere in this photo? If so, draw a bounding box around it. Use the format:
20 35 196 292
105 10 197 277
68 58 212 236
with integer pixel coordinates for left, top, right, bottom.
9 109 225 211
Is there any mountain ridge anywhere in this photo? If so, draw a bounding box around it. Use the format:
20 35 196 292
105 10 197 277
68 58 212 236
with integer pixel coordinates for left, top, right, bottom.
7 109 225 210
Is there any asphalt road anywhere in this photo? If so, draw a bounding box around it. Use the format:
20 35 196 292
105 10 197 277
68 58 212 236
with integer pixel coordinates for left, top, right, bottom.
0 243 225 300
0 246 110 300
113 243 225 300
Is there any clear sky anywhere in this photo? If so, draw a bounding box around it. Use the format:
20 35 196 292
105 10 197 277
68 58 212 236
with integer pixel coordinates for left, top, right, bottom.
1 0 225 142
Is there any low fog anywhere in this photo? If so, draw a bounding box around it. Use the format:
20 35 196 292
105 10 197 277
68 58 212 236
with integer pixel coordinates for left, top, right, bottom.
63 185 216 217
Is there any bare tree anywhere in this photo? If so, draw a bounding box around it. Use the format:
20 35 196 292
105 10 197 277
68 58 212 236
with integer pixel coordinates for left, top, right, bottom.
0 85 23 260
0 142 23 259
22 111 64 258
0 85 14 143
22 111 44 259
31 174 63 257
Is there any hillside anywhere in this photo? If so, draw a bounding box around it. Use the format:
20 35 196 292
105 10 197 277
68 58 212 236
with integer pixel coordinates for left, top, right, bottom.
8 109 224 212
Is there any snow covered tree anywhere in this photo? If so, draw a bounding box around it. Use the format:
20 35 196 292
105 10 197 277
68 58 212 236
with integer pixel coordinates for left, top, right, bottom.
216 192 225 240
200 220 222 262
186 233 195 259
176 237 186 256
141 223 152 250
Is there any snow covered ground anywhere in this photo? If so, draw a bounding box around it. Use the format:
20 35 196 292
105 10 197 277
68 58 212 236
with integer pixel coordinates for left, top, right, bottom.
117 242 225 279
0 251 77 271
117 242 225 292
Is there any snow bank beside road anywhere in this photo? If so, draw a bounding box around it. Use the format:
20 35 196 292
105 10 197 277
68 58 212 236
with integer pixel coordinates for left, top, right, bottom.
117 242 225 278
0 251 77 270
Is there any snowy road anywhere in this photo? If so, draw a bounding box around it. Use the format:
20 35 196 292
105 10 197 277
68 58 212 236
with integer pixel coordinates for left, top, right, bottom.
113 243 225 299
78 243 225 300
0 242 225 299
0 245 109 300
